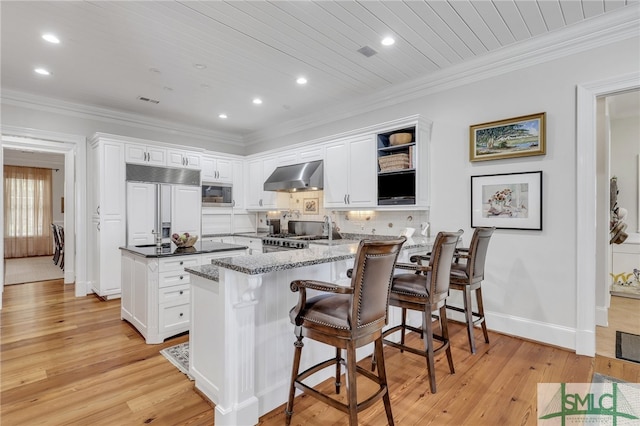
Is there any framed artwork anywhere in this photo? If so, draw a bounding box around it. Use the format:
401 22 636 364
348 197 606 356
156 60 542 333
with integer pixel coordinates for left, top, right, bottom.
470 112 546 162
303 198 319 215
471 171 542 230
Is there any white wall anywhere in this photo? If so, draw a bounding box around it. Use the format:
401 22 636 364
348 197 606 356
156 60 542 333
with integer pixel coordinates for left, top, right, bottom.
610 115 640 233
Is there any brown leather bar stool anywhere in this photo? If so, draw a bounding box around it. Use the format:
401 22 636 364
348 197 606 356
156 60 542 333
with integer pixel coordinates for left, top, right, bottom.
379 230 462 394
285 237 406 426
447 227 495 354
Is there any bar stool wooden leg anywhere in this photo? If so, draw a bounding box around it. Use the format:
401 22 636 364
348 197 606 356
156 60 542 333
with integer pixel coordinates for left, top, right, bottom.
463 285 476 353
440 305 455 374
423 308 437 394
285 335 304 426
374 337 394 426
346 341 358 426
335 348 342 394
477 287 489 343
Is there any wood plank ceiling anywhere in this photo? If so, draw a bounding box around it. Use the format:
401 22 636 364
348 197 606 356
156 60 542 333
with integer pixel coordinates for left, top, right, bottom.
0 1 636 140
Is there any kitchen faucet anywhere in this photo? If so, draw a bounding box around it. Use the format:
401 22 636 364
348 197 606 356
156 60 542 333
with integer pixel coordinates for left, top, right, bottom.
323 215 333 244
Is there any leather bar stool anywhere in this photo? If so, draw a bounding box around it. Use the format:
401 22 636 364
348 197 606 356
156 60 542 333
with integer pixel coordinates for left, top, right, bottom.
285 237 406 426
447 227 495 354
379 230 463 394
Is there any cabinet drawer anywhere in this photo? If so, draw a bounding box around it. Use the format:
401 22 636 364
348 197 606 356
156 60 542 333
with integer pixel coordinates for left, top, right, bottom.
159 270 191 288
160 303 190 330
159 284 190 304
159 256 200 272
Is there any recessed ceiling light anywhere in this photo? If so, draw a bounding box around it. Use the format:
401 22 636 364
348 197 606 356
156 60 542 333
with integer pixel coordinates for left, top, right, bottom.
194 63 207 70
42 33 60 44
218 113 228 119
296 77 307 85
34 68 51 76
381 36 395 46
252 98 263 105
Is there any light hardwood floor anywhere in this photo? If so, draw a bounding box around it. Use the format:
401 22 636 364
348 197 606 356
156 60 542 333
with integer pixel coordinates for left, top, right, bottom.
1 279 638 425
596 294 640 359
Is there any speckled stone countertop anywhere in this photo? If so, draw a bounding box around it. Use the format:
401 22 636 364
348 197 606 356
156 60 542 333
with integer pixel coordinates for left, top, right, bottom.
185 236 432 278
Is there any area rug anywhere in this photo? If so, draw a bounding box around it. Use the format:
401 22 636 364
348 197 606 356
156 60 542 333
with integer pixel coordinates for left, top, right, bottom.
616 331 640 364
160 342 193 380
4 256 63 285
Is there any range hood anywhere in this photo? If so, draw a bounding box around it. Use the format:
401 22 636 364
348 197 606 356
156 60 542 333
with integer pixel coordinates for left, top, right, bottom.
264 160 323 192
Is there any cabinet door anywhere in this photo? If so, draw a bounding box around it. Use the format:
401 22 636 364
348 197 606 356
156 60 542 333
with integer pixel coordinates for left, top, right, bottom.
231 160 244 209
201 155 216 181
146 146 166 166
261 157 278 208
132 256 149 331
126 182 156 246
167 149 186 168
172 185 201 237
324 141 349 208
347 135 376 207
184 151 201 170
101 142 126 218
246 159 263 209
216 158 232 182
125 144 147 164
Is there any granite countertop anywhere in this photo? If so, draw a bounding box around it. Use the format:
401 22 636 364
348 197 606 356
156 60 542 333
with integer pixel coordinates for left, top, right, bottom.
186 236 432 278
119 241 248 258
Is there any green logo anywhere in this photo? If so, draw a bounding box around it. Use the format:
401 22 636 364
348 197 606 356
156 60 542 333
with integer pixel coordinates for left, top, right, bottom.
538 382 640 425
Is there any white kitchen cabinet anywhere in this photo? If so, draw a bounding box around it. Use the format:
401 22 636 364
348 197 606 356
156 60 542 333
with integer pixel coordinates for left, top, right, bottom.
246 156 278 210
202 155 232 182
125 143 166 166
167 148 201 170
231 159 244 210
299 146 324 162
121 250 246 344
201 236 235 244
126 182 157 246
89 137 126 298
172 185 201 237
324 134 376 209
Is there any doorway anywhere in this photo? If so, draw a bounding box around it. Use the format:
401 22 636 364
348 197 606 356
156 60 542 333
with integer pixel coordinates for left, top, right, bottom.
595 90 640 358
576 72 640 356
0 127 88 308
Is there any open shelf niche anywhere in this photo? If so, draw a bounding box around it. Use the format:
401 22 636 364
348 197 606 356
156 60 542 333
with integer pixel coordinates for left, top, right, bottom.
376 126 417 206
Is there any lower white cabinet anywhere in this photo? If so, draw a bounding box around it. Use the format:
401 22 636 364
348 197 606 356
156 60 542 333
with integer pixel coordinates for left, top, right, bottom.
121 250 245 344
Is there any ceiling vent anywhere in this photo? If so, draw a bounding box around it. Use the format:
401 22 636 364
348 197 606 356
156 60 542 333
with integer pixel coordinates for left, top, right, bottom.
137 96 160 104
357 46 377 57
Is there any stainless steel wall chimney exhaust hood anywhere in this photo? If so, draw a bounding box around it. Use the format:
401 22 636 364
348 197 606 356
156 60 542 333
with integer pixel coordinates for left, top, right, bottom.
263 160 323 192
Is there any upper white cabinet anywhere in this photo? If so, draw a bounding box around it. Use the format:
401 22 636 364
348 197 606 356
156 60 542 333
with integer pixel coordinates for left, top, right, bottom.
125 144 166 166
201 155 232 182
246 156 278 210
231 159 244 210
324 135 376 209
167 148 201 170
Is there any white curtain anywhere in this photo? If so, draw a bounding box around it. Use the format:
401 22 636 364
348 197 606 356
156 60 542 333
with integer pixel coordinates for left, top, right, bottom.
4 165 54 258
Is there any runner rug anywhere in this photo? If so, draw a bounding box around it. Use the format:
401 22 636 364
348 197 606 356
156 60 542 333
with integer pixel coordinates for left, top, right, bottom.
160 342 193 380
616 331 640 364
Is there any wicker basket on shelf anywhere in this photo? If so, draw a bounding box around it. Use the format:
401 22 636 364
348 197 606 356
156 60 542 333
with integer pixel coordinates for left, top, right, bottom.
379 153 410 172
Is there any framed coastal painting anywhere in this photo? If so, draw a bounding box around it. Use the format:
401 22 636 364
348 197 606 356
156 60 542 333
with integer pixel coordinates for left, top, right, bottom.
470 112 546 162
303 198 319 214
471 171 542 230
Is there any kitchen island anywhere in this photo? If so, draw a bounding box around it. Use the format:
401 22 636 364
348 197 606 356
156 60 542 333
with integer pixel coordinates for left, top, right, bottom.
119 241 248 344
185 236 431 426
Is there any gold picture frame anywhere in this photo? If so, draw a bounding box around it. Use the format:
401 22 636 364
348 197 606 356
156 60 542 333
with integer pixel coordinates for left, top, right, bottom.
303 198 318 215
470 112 546 162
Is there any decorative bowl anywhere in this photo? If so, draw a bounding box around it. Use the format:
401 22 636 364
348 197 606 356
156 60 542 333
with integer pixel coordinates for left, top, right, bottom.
171 234 198 248
389 132 412 145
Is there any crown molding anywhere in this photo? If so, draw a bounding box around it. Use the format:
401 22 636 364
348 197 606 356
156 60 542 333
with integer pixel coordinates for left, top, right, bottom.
245 4 640 147
0 89 244 148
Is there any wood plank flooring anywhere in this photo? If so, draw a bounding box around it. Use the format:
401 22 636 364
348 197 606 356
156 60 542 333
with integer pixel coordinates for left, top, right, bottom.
2 279 638 425
596 294 640 359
